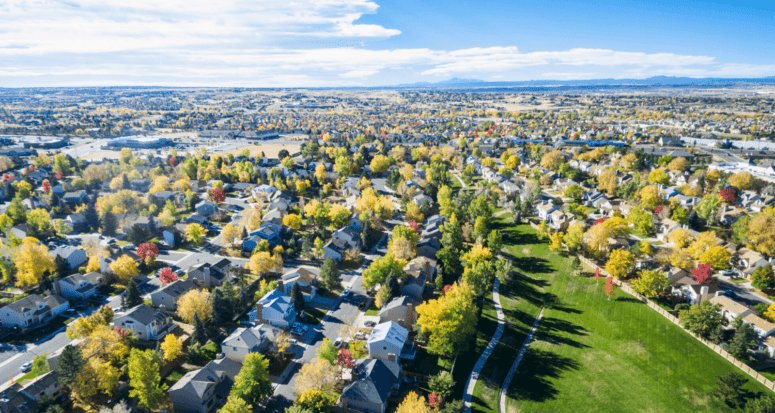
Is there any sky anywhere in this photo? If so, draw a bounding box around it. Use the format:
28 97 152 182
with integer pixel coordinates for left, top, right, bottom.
0 0 774 87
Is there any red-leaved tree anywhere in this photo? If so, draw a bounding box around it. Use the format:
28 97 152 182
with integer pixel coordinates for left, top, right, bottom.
605 276 616 300
593 217 608 226
718 188 736 203
337 349 354 369
407 220 419 233
169 156 177 167
429 393 440 408
654 205 666 216
692 263 714 284
2 174 14 183
595 267 601 285
28 165 36 173
158 267 177 285
443 285 453 296
55 171 62 179
209 187 226 203
137 243 160 266
41 180 51 194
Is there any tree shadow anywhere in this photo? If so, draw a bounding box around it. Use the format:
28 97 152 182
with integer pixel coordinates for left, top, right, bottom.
614 296 644 304
536 317 589 349
504 348 580 403
503 272 581 314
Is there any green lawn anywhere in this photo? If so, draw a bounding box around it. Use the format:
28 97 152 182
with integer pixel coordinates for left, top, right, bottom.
365 301 380 316
472 217 772 413
303 307 326 325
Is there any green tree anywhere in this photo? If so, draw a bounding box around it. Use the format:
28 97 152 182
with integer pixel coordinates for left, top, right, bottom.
362 253 406 289
230 353 272 405
127 349 167 410
631 270 669 298
751 265 775 290
696 194 722 226
728 321 757 362
711 372 748 408
428 371 456 400
100 211 117 236
56 345 85 387
31 353 49 377
316 338 338 365
191 311 207 346
7 196 26 225
319 258 341 291
291 282 304 314
679 301 725 340
125 278 142 308
745 395 775 413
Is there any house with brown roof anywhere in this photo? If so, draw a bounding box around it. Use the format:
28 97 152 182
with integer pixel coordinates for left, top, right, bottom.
743 313 775 338
709 295 754 323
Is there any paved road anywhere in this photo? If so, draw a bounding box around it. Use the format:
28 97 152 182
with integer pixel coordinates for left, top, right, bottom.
464 277 503 413
718 279 772 307
499 308 544 413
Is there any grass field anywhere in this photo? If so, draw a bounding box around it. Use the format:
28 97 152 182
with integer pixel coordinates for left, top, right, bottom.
470 216 772 413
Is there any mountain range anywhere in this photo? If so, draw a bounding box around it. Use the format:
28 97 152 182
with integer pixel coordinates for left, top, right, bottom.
392 76 775 88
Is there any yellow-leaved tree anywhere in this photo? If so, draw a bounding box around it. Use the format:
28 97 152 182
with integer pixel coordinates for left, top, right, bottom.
396 391 436 413
688 231 720 259
605 249 635 279
177 289 211 324
293 358 337 395
109 254 139 281
668 227 694 248
584 223 614 256
16 237 55 287
161 334 184 361
729 171 753 190
699 245 731 270
747 210 775 255
185 223 206 247
416 281 478 356
221 224 241 245
282 214 302 231
598 168 618 196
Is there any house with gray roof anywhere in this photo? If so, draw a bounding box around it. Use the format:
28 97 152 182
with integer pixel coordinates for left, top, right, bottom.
367 321 412 362
221 324 278 362
55 272 104 300
48 245 87 271
0 294 69 329
149 279 197 310
339 359 402 413
248 289 296 329
112 304 174 342
187 258 233 288
168 356 242 413
378 296 417 329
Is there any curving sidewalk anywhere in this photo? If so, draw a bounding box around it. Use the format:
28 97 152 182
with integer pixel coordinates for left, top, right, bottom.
464 277 504 413
499 307 544 413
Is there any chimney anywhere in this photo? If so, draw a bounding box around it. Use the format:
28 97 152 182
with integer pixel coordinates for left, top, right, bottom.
255 303 266 324
407 303 416 325
699 286 709 302
203 266 210 279
52 279 62 296
387 353 396 362
424 260 431 282
276 280 283 291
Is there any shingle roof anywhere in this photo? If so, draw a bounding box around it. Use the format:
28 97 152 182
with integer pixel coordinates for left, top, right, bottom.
367 321 408 349
340 359 401 404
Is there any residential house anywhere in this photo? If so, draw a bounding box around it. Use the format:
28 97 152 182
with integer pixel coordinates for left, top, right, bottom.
332 226 361 249
8 224 30 239
709 295 754 324
411 193 433 207
671 277 719 304
420 215 447 240
719 206 747 226
65 213 87 233
281 267 319 302
378 296 417 329
416 238 441 260
735 248 770 276
339 359 402 413
131 179 151 192
55 272 103 300
547 209 569 231
537 202 559 221
0 294 69 329
242 222 282 251
323 238 347 262
221 324 278 362
149 279 197 310
63 190 88 205
187 259 233 288
367 321 412 361
195 200 219 217
252 184 278 199
401 257 437 299
48 245 87 270
249 289 296 329
113 304 174 342
186 213 209 226
743 314 775 338
581 190 607 207
168 356 242 413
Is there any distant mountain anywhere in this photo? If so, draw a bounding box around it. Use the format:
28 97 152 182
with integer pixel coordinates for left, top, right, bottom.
391 76 775 89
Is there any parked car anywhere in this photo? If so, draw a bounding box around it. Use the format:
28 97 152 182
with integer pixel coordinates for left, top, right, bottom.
342 289 350 297
721 269 737 276
20 361 32 372
364 321 376 327
289 339 298 346
334 337 343 348
724 290 739 299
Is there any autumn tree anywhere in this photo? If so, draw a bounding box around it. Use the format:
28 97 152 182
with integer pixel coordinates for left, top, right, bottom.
631 270 669 298
667 157 689 172
668 227 694 248
396 391 435 413
416 282 478 355
563 222 584 253
221 395 252 413
136 242 159 266
648 168 669 185
584 223 614 256
185 223 206 247
462 244 496 296
209 187 226 203
231 353 272 405
158 267 178 285
729 171 753 190
15 237 56 287
296 389 337 413
389 225 419 260
598 168 618 195
282 214 302 231
540 150 564 171
688 231 720 259
294 358 338 395
695 195 722 226
699 245 731 270
605 249 635 279
638 185 662 211
248 251 283 278
221 224 241 245
747 211 775 255
751 265 775 290
109 254 138 281
679 301 725 340
604 276 616 300
362 252 406 289
177 289 212 324
128 348 167 410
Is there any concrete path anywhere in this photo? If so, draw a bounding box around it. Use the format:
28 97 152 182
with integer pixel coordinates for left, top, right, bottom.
499 307 544 413
452 172 467 189
464 277 504 413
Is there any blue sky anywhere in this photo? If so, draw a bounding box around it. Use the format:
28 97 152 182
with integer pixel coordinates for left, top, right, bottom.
0 0 773 87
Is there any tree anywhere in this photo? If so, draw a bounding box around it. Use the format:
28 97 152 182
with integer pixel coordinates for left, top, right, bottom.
177 289 212 324
66 306 114 339
605 249 635 279
747 211 775 256
631 270 669 298
752 265 775 290
296 389 337 413
161 334 184 361
549 231 564 252
159 267 178 285
729 171 754 190
598 168 618 195
429 371 455 401
487 230 503 255
638 185 662 211
231 353 272 405
711 372 748 408
137 242 159 266
604 276 616 300
294 358 337 395
679 301 725 339
248 251 282 278
699 245 731 270
27 209 53 237
128 348 167 410
291 282 304 313
370 154 390 173
746 395 775 413
128 224 149 245
110 255 138 281
729 321 757 362
7 196 26 225
584 223 614 256
100 211 117 236
125 278 142 307
563 222 584 253
396 391 434 413
461 244 496 296
221 395 252 413
564 184 583 202
191 312 208 345
185 223 206 247
670 247 694 271
647 169 670 185
627 207 654 235
696 195 722 226
316 338 338 365
691 263 714 284
209 187 226 203
363 253 406 289
15 237 56 287
319 258 341 291
668 227 694 248
667 157 689 172
388 225 419 261
56 344 85 387
282 214 302 231
416 282 478 355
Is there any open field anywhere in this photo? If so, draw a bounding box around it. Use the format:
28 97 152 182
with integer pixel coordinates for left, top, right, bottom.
470 217 771 413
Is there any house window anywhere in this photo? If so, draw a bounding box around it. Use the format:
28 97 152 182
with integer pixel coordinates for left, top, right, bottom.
383 346 387 350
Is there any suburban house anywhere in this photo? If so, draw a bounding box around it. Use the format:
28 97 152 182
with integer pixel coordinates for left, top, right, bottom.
243 222 282 251
670 277 720 304
709 295 754 323
420 215 447 240
339 359 402 413
0 370 63 413
281 267 320 302
323 238 348 262
49 245 88 270
367 321 413 361
187 259 233 288
735 248 770 276
401 257 437 299
195 200 219 217
63 190 88 205
65 213 87 233
252 184 278 199
168 356 242 413
332 226 361 249
149 279 197 310
186 214 210 226
221 324 278 362
416 238 441 260
112 304 175 342
743 314 775 338
55 272 104 300
0 294 69 329
537 202 560 221
378 296 417 329
249 289 296 329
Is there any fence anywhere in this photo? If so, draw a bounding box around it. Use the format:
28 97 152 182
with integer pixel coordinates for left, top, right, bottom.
577 255 775 392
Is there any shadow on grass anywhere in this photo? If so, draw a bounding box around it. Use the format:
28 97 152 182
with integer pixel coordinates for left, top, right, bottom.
537 317 589 349
503 271 582 315
615 296 645 304
505 348 581 403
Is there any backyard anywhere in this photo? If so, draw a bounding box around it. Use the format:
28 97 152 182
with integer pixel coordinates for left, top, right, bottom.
470 217 773 413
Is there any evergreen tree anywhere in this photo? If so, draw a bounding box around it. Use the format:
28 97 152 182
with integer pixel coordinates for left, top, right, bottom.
83 203 99 231
101 211 117 236
50 191 61 210
192 312 207 346
237 288 248 314
55 345 84 387
290 282 304 313
210 290 228 326
147 216 157 235
240 226 248 240
54 256 69 277
385 273 400 299
122 174 131 190
128 224 149 245
7 196 26 225
301 237 313 258
361 221 375 250
319 257 341 291
125 278 142 308
728 322 757 362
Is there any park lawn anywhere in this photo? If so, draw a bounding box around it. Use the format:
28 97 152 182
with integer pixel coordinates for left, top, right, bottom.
486 220 771 413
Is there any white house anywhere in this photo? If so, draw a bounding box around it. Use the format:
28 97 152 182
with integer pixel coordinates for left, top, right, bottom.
113 304 175 342
249 289 296 329
221 324 278 362
367 321 409 362
149 279 197 310
55 272 103 300
708 295 754 324
0 294 69 329
670 277 719 304
743 314 775 338
49 245 87 271
537 203 559 221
